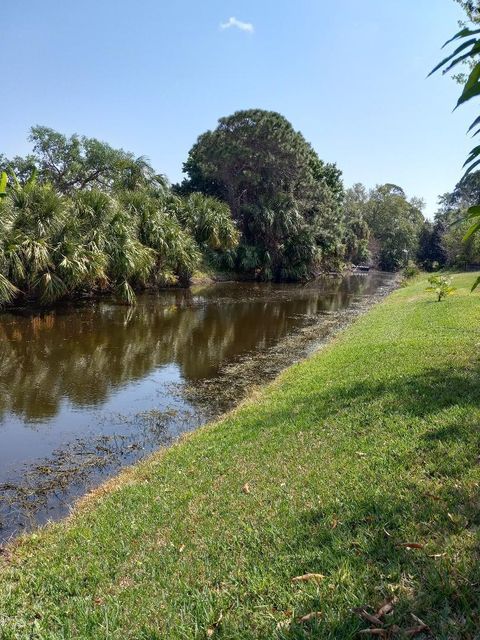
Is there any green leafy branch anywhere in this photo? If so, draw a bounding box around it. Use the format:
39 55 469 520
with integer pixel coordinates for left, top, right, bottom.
430 26 480 289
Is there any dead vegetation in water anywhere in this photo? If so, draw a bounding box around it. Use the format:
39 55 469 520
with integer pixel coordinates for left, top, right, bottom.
182 277 398 416
1 276 397 541
0 407 197 540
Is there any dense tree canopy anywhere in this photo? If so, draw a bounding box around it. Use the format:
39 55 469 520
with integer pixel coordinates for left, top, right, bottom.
342 184 370 264
0 127 167 194
0 115 426 309
416 219 448 270
179 109 345 280
344 183 425 271
438 171 480 212
430 171 480 268
0 128 238 306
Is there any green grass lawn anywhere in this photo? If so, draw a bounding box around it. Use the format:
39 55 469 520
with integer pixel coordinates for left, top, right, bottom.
1 273 480 639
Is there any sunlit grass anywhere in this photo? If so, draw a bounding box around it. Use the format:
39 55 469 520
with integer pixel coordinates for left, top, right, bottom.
1 273 479 639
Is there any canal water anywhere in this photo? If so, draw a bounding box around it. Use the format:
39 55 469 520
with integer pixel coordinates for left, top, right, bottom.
0 273 395 542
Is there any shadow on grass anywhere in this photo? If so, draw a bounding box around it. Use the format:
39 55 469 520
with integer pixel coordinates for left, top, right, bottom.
269 365 480 638
320 365 480 419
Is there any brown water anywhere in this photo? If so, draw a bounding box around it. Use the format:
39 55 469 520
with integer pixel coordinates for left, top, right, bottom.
0 273 395 542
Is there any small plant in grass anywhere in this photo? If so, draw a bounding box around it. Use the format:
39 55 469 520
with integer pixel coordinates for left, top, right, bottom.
403 261 420 279
426 275 456 301
0 171 7 198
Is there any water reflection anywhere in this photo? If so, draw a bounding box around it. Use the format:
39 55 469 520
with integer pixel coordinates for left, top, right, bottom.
0 276 381 422
0 273 395 540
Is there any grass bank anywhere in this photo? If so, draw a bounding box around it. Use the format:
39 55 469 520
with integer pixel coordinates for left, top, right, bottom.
1 273 480 639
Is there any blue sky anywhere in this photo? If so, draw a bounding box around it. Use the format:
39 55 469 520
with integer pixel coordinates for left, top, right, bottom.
2 0 476 217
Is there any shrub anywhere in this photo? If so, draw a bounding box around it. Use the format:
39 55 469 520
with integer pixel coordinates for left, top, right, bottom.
426 275 456 302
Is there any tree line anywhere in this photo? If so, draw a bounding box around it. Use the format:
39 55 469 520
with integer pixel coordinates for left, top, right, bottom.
1 110 463 307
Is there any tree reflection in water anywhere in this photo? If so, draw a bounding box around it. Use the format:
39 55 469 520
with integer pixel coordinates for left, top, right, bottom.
0 274 395 540
0 277 383 422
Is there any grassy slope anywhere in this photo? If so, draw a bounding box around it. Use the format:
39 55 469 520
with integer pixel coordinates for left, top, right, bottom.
1 273 480 640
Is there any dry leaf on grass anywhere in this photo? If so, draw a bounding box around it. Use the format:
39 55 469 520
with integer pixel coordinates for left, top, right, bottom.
206 612 223 637
242 483 250 494
403 613 431 637
376 598 396 618
352 608 383 627
291 572 325 583
118 577 133 589
275 619 292 631
297 611 322 623
396 542 424 549
424 493 442 501
404 625 429 637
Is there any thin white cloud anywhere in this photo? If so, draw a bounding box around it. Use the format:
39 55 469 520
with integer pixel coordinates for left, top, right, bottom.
220 17 254 33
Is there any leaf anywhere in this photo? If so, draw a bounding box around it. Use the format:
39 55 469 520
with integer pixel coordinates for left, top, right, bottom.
444 43 480 77
457 76 480 108
462 143 480 166
465 205 480 219
467 114 480 134
396 542 424 549
463 219 480 241
352 608 383 627
297 611 322 623
428 37 477 76
0 171 7 197
471 276 480 291
291 573 326 583
242 482 250 494
404 613 431 638
411 613 429 629
463 157 480 177
404 625 429 637
442 26 480 48
0 274 20 305
464 61 480 94
375 598 396 618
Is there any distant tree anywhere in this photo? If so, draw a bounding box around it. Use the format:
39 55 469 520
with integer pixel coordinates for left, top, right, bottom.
456 0 480 22
438 171 480 211
440 214 480 266
416 219 448 270
343 183 370 264
0 126 166 195
435 180 480 268
364 184 425 271
180 109 345 280
0 128 240 306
